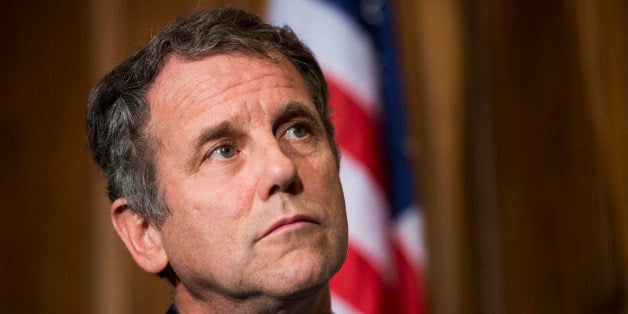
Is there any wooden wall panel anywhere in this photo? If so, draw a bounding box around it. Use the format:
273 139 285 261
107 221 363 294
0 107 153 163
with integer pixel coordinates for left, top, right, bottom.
395 1 476 313
465 0 627 313
569 0 628 310
400 0 626 312
0 1 91 313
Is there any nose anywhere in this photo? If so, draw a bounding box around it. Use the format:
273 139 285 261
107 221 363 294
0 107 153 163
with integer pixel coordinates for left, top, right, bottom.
256 141 303 201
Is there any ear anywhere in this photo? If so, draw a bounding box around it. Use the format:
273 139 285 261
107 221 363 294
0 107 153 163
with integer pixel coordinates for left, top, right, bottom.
111 198 168 274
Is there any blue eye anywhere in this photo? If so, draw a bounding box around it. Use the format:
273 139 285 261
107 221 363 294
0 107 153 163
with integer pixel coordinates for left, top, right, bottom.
208 145 236 160
284 125 309 139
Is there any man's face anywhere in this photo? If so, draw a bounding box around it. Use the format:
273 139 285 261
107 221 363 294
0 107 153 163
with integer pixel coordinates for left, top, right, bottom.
146 53 347 300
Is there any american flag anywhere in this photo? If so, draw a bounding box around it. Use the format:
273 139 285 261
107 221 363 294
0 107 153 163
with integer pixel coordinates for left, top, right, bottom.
267 1 425 313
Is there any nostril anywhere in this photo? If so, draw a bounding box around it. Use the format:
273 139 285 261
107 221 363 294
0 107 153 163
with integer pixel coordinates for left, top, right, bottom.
285 178 303 195
267 175 303 197
269 185 281 196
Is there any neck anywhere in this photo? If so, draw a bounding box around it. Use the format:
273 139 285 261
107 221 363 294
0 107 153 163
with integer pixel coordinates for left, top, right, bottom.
172 283 332 314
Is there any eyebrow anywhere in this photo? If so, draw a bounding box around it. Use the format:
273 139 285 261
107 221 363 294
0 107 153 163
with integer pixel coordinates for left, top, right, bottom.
193 121 231 152
272 102 321 133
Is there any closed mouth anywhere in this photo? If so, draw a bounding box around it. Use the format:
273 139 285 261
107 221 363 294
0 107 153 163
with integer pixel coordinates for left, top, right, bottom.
261 214 318 239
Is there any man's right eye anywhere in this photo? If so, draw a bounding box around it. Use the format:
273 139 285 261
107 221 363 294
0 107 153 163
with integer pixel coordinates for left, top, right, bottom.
207 145 237 160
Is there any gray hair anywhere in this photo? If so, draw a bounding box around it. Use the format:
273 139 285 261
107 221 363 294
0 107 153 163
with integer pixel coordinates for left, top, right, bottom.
86 8 338 228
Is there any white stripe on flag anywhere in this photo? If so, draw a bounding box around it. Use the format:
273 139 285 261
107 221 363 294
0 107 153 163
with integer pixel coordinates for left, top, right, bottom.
331 295 361 314
340 154 392 280
393 206 427 267
266 0 380 118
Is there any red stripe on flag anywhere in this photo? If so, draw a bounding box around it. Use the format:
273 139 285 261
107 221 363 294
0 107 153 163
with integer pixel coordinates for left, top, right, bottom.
331 245 387 314
393 242 426 314
327 77 386 188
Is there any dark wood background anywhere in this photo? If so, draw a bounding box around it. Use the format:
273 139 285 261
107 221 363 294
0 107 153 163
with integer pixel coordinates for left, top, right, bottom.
1 0 625 313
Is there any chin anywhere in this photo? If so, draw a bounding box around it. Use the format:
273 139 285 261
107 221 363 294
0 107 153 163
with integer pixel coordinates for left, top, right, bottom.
265 255 337 300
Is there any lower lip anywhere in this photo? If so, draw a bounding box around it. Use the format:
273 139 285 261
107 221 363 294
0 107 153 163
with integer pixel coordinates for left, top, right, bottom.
267 220 312 237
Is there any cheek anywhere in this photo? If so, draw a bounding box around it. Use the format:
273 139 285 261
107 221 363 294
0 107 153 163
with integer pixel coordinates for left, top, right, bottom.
304 155 345 214
159 173 257 247
308 152 341 194
159 195 242 274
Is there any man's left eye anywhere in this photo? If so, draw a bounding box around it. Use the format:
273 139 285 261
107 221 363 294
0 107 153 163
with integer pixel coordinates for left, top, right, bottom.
207 144 237 160
283 125 309 139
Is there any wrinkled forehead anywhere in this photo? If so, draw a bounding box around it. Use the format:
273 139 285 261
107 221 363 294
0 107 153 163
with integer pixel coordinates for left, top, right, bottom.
143 52 313 148
147 52 306 110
